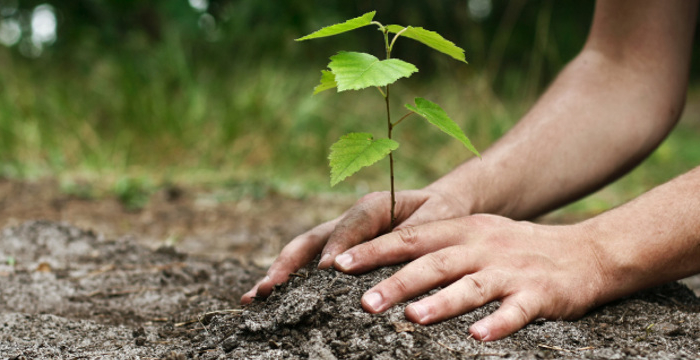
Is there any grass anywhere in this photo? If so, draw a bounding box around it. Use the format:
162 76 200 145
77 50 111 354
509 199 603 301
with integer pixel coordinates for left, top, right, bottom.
0 42 699 218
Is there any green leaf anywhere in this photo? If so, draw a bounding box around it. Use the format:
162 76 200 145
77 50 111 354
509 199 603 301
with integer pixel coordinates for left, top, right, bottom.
313 70 337 94
328 51 418 91
406 98 480 157
329 133 399 186
296 11 376 41
387 25 467 63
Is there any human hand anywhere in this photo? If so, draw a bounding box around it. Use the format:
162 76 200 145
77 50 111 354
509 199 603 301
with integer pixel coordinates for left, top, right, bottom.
332 214 608 341
240 188 472 304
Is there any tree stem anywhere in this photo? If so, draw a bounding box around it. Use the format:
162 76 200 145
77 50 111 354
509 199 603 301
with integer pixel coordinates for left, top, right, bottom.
382 28 397 230
386 84 396 230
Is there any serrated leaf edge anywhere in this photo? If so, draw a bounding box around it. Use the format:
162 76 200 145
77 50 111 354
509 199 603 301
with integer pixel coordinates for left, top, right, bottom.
313 70 337 94
296 11 377 41
328 51 418 92
406 98 480 158
328 133 399 186
387 25 467 63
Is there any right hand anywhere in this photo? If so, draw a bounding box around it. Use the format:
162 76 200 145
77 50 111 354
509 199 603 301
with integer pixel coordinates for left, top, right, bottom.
240 188 472 304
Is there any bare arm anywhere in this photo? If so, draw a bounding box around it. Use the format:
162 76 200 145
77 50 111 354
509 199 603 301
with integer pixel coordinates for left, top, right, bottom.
333 165 700 341
242 1 699 331
432 0 697 219
584 166 700 301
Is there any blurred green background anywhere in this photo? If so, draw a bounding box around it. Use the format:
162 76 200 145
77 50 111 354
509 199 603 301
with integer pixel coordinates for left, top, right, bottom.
0 0 698 216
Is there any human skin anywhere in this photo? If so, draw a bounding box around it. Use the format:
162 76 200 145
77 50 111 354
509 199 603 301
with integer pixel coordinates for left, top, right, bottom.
242 0 699 341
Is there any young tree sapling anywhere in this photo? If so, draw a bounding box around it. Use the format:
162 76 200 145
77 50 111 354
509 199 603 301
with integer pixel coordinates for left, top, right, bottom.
296 11 480 229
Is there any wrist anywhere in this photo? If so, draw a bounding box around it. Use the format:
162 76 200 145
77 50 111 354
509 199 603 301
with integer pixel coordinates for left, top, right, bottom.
575 215 665 305
571 220 621 306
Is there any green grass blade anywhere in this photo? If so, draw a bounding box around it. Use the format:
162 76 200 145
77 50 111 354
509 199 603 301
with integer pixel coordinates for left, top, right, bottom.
328 51 418 92
406 98 480 157
313 70 337 94
387 25 467 63
296 11 376 41
329 132 399 186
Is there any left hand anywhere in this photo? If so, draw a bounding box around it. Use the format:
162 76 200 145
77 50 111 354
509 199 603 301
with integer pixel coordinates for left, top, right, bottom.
240 188 471 305
331 214 609 341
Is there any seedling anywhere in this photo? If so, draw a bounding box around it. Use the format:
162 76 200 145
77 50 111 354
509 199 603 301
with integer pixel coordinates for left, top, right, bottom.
297 11 480 228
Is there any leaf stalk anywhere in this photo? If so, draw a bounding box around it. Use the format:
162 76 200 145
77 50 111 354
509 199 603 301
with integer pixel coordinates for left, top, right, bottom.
392 111 414 128
376 86 386 97
388 27 409 53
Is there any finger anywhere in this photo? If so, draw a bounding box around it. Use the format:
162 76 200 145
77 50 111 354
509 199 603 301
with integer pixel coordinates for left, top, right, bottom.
240 278 266 305
318 192 395 269
404 269 505 325
245 218 338 302
469 294 540 341
320 191 434 268
334 220 465 274
360 246 472 313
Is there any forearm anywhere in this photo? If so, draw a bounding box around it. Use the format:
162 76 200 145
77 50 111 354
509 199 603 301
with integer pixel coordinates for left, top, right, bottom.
427 0 697 220
432 51 685 218
582 165 700 302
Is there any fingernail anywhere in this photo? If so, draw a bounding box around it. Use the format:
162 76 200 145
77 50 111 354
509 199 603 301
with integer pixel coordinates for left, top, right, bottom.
363 292 384 312
262 275 270 283
319 253 330 265
471 323 490 340
334 253 353 270
408 303 430 323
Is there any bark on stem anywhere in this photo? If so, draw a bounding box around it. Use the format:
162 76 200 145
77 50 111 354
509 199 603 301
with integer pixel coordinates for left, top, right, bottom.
386 84 396 230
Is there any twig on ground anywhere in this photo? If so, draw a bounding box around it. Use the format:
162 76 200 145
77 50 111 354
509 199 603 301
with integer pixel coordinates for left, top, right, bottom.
435 340 456 352
538 344 595 352
538 344 571 352
198 316 210 335
327 273 339 288
82 264 116 278
87 287 158 298
174 309 243 327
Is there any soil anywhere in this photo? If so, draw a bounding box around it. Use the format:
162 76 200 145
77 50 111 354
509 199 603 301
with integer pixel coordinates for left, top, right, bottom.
1 178 700 359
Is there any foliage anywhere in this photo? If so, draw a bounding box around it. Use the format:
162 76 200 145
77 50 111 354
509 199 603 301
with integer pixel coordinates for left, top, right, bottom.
329 133 399 187
406 98 480 157
114 177 153 212
297 11 480 225
326 51 418 92
0 1 698 220
386 25 467 64
295 11 376 41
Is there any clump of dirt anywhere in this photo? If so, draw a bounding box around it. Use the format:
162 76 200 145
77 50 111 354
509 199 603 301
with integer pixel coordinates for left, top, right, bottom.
2 221 700 359
195 262 700 360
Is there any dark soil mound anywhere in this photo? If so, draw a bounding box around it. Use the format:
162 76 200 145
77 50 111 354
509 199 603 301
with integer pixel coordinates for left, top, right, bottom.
201 263 700 360
1 221 700 359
